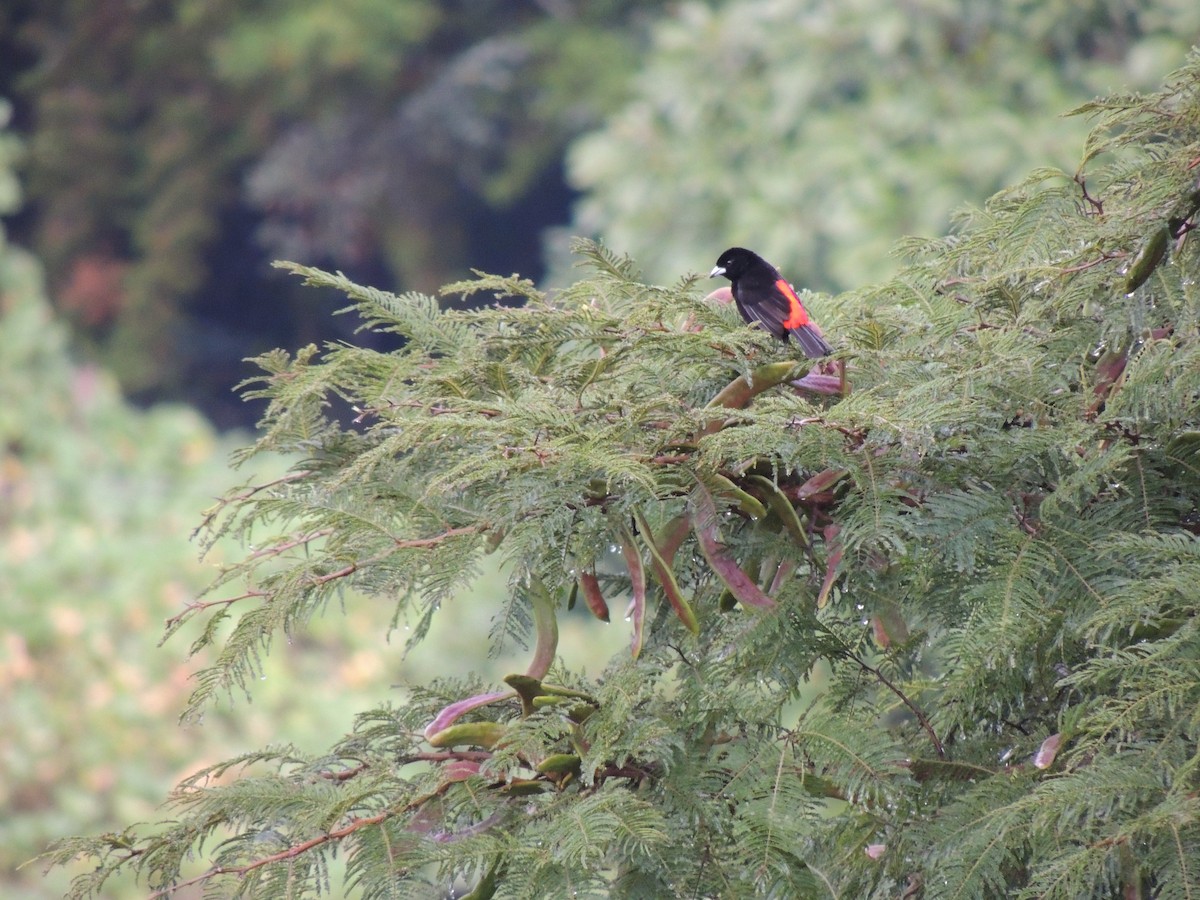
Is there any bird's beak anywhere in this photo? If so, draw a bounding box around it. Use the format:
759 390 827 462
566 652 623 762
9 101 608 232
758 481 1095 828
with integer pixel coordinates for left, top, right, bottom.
709 265 725 278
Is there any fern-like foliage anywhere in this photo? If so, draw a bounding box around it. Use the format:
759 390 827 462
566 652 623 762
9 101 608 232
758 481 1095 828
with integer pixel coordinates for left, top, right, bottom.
47 54 1200 898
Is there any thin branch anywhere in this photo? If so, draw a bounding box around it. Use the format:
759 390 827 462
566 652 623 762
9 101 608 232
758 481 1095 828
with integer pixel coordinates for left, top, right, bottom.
308 563 358 586
851 653 946 759
1057 251 1121 275
192 471 313 537
1074 171 1104 216
170 526 483 625
164 590 268 629
401 751 494 764
394 525 481 549
319 762 370 782
303 526 482 587
147 785 452 899
248 528 333 561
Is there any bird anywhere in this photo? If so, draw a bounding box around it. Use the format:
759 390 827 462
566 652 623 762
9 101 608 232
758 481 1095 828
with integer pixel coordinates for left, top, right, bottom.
709 247 832 358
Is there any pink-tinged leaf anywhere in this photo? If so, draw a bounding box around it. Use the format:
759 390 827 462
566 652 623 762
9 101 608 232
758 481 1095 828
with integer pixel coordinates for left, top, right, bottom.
578 569 610 622
691 485 776 609
704 286 734 304
865 844 887 861
817 524 842 609
618 527 647 657
423 691 513 740
1034 733 1063 769
796 468 848 500
635 511 700 634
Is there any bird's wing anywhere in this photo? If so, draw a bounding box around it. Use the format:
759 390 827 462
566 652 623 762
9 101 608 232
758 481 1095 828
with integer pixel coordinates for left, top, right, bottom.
737 280 832 357
734 286 791 339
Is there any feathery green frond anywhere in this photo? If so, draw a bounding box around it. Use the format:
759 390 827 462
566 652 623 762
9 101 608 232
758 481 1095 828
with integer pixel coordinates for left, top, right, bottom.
50 55 1200 898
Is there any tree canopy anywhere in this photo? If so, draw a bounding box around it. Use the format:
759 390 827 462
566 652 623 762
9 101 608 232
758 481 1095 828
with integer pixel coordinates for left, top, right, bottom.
560 0 1200 292
45 51 1200 898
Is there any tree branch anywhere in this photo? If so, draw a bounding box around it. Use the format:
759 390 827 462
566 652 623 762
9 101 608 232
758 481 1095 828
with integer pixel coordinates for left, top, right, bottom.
164 590 268 629
147 785 452 899
851 653 945 759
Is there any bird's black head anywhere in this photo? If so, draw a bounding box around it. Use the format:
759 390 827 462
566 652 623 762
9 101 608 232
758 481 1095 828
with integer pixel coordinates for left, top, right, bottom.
709 247 763 281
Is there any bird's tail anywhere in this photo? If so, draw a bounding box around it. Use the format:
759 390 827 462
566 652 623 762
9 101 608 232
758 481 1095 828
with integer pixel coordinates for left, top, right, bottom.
790 323 833 359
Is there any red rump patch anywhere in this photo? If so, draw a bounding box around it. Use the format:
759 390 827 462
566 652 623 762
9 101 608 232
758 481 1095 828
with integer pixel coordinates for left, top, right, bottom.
775 279 810 328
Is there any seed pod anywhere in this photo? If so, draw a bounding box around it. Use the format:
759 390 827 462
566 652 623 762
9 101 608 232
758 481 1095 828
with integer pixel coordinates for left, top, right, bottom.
708 472 768 519
524 576 558 680
635 509 699 634
459 861 502 900
504 673 544 718
1124 225 1169 293
747 475 809 551
618 525 647 657
423 691 513 740
817 524 843 609
692 484 776 609
501 778 547 796
578 569 610 622
536 753 582 776
427 721 506 749
540 684 597 710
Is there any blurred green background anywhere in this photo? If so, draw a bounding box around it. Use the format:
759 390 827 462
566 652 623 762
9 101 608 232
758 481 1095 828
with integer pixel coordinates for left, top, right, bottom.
2 1 1197 896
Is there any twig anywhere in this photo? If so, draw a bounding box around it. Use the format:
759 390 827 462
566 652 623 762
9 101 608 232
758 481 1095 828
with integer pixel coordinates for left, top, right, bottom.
851 653 946 758
1057 252 1120 274
394 525 481 549
1074 172 1104 216
248 529 333 560
174 526 483 624
302 527 482 587
147 785 451 899
192 471 313 537
402 751 494 764
319 762 370 782
309 563 357 585
164 590 268 629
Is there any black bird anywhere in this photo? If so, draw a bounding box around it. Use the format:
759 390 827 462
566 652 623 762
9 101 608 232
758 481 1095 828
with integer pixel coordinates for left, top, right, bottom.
710 247 832 358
